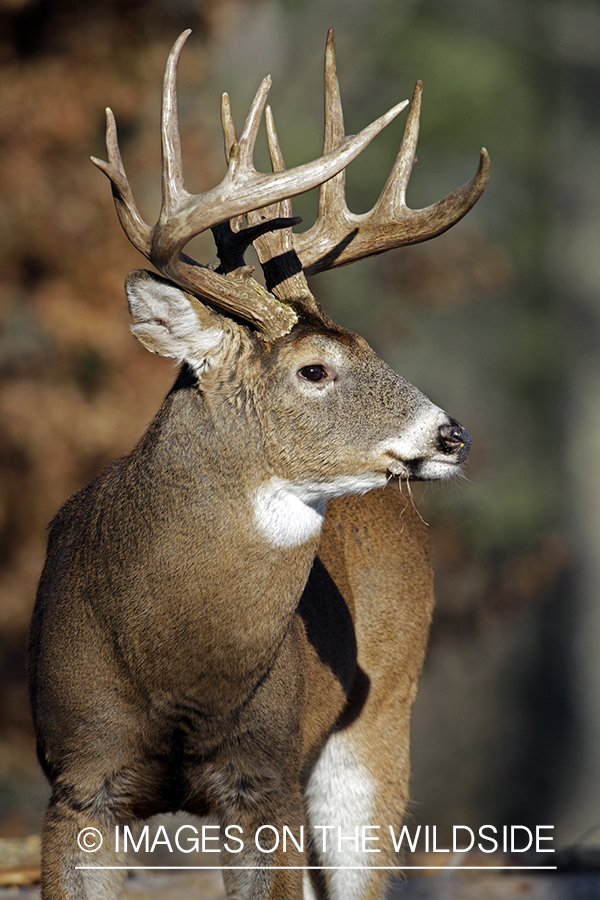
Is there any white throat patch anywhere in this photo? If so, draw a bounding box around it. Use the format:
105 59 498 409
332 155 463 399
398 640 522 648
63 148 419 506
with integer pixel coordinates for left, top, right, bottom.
252 479 326 548
252 473 386 548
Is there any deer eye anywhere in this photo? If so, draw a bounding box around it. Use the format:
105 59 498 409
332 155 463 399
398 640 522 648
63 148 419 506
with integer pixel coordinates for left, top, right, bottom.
299 364 328 383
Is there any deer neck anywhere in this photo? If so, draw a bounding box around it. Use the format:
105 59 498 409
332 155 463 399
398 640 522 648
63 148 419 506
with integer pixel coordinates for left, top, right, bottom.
115 367 322 705
141 363 329 550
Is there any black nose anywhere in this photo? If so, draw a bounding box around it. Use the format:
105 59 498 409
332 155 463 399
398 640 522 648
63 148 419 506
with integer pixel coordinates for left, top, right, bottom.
438 420 472 458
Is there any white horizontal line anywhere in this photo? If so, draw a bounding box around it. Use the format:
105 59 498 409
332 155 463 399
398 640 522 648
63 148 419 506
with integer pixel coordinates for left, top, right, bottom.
76 865 558 871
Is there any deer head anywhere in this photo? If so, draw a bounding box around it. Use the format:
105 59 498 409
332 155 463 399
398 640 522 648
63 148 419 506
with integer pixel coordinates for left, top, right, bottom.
92 29 488 546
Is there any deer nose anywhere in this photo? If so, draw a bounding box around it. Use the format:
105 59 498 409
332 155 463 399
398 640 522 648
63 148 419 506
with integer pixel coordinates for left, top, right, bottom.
438 420 472 457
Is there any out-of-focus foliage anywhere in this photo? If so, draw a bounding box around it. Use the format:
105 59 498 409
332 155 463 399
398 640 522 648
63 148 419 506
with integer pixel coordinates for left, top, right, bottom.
0 0 598 847
0 0 230 835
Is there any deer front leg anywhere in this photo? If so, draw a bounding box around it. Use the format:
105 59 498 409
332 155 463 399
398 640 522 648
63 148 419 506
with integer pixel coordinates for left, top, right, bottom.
41 798 126 900
306 490 436 900
216 790 306 900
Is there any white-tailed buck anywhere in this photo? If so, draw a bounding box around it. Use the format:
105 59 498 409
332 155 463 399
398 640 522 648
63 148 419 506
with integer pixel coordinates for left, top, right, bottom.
29 29 489 900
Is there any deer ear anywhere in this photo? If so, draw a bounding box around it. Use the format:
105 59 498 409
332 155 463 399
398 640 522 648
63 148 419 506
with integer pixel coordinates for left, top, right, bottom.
125 270 231 372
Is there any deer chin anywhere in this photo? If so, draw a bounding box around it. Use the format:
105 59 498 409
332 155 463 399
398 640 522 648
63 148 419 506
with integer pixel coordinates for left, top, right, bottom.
417 456 467 480
387 454 465 481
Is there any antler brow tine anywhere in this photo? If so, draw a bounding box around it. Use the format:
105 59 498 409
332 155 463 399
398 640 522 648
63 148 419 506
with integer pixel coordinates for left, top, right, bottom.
91 110 152 257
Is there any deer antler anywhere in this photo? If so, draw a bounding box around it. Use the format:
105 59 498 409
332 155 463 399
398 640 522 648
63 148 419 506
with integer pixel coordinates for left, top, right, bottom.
92 30 410 339
291 29 491 275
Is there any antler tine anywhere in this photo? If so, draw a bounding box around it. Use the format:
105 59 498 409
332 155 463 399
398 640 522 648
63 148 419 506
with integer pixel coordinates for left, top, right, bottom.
244 107 318 306
380 79 422 211
235 76 272 173
265 107 286 183
221 92 237 166
370 80 491 232
159 29 190 221
263 110 291 220
295 28 380 264
214 100 301 275
323 29 344 151
295 27 355 273
220 92 244 239
91 110 152 257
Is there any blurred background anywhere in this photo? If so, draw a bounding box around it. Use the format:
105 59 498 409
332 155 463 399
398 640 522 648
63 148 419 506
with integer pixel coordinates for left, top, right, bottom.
0 0 599 855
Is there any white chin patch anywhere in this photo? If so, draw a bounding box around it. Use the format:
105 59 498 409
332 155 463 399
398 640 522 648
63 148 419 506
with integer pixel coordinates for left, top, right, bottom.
416 457 461 480
253 474 387 548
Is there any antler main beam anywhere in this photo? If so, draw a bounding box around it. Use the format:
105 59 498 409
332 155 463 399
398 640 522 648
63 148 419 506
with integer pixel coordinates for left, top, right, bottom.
292 29 490 274
92 30 411 339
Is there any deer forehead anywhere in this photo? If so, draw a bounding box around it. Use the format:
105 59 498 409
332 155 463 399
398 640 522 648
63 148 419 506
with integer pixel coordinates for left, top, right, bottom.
274 330 372 371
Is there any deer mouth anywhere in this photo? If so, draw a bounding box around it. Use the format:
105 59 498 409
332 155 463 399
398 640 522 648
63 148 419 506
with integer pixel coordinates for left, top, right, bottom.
387 456 462 481
384 419 471 481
